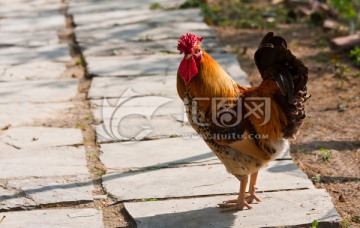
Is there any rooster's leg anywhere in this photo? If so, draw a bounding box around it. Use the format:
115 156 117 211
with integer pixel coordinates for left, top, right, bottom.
218 175 252 212
245 171 261 203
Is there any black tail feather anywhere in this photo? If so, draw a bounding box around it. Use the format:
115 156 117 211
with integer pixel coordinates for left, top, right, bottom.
255 32 309 139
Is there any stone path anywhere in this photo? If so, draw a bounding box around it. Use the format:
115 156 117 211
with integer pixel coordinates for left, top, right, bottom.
0 0 341 227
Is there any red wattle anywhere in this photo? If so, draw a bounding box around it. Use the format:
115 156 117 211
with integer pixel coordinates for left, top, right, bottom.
179 57 198 85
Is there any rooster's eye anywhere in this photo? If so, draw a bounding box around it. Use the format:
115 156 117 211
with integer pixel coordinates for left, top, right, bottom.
194 49 201 54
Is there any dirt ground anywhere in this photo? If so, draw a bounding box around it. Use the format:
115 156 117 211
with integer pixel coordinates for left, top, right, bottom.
211 12 360 227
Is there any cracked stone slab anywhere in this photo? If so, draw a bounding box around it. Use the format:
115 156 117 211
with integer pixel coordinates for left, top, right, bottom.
0 44 70 65
125 189 341 227
95 117 195 143
81 38 221 57
0 127 83 149
0 146 88 179
69 0 188 13
0 208 103 228
0 175 93 211
0 79 78 103
0 102 75 129
0 15 65 32
73 9 203 31
0 61 65 81
76 22 214 44
86 54 247 83
102 160 314 201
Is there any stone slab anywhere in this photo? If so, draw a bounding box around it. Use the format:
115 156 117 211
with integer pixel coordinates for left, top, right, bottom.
76 22 214 44
0 44 70 65
86 54 247 84
0 127 83 149
125 189 341 227
81 38 221 57
0 15 65 32
0 208 103 228
0 0 60 18
88 76 177 99
69 0 188 14
95 117 195 143
0 102 75 129
102 160 314 201
0 175 93 210
0 61 65 81
73 9 203 30
0 79 78 103
100 138 215 170
0 146 88 179
0 31 59 47
91 97 185 123
100 138 290 172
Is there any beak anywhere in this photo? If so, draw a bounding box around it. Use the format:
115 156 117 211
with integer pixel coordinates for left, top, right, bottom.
186 54 192 59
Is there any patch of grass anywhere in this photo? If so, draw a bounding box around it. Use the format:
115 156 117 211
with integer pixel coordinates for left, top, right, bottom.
342 218 351 228
314 52 329 63
88 151 98 159
334 62 350 78
149 3 164 10
75 122 86 131
311 219 318 228
349 47 360 66
327 0 359 33
85 114 93 122
200 1 288 29
145 198 157 202
75 56 85 66
317 38 329 47
179 0 201 9
312 174 321 183
352 215 360 223
90 167 106 176
319 148 333 161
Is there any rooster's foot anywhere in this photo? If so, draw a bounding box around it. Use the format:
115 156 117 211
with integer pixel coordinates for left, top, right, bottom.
245 192 261 204
218 199 252 212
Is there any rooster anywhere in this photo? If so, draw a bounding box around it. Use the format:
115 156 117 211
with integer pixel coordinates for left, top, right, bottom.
176 32 308 211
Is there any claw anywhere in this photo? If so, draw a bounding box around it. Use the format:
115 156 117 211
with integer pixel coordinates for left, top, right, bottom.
245 193 261 204
218 200 252 212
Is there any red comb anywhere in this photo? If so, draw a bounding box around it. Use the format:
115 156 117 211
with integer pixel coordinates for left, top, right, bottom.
177 33 203 54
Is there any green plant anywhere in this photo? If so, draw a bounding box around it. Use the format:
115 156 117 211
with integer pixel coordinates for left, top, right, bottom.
149 3 164 10
335 62 350 78
312 174 321 183
352 215 360 223
349 46 360 66
145 198 157 202
179 0 201 9
311 219 318 228
200 0 288 29
327 0 360 33
323 150 333 161
342 218 351 228
319 148 333 161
